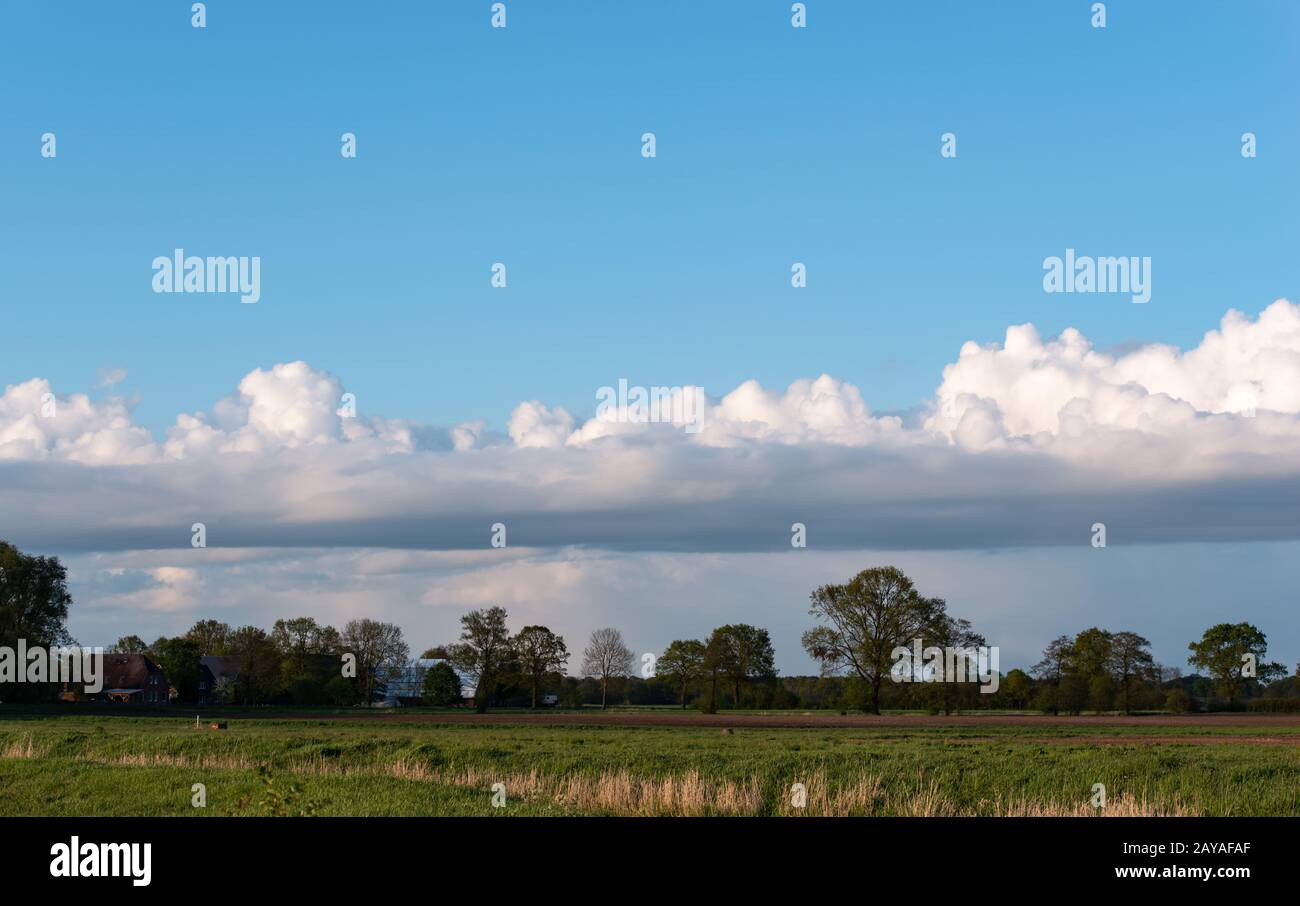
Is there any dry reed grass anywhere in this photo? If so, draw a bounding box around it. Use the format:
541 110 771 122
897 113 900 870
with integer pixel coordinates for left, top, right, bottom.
0 734 38 759
73 752 1195 816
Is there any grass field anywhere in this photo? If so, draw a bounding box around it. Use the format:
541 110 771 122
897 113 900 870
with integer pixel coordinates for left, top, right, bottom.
2 709 1298 817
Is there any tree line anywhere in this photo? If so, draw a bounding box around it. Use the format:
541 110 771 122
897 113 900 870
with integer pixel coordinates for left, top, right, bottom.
109 615 409 706
1 541 1295 711
440 605 778 713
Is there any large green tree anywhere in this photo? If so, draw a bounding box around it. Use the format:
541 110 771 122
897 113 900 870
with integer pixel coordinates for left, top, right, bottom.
712 624 776 708
421 661 463 706
227 625 283 704
658 639 707 708
447 607 512 714
701 631 727 713
512 625 568 708
149 636 202 702
271 616 340 656
801 566 946 715
1107 631 1155 713
1188 622 1284 705
1001 668 1032 709
271 616 341 703
0 542 73 647
0 542 75 702
921 615 986 715
1070 628 1114 681
184 619 232 656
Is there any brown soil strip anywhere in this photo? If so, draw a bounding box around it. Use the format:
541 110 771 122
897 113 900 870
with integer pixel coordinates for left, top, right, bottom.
284 710 1300 731
940 734 1300 746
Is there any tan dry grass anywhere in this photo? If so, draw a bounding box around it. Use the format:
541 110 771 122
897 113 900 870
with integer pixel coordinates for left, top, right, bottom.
0 734 39 759
303 761 762 814
774 771 1196 816
549 769 763 815
94 752 257 770
991 792 1197 816
78 752 1196 816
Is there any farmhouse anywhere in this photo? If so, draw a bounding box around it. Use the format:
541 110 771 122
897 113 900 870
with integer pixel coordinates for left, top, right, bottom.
198 655 242 704
93 654 170 704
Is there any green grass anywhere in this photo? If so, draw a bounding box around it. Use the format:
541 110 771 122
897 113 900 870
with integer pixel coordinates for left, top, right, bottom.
0 712 1296 816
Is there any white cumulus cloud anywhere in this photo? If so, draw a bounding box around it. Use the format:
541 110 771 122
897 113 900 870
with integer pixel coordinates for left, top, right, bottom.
4 302 1300 554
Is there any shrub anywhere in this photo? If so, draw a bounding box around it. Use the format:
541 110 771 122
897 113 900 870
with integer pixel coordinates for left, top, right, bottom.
1088 675 1115 712
421 661 462 706
322 675 357 706
1164 688 1192 713
1207 698 1247 712
1247 698 1300 713
1058 673 1089 715
287 677 327 705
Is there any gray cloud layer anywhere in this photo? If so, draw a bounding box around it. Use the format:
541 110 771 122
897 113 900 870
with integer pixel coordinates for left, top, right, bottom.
6 445 1300 554
4 301 1300 554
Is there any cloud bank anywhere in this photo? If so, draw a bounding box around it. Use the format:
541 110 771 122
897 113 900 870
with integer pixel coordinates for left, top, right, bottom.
5 301 1300 553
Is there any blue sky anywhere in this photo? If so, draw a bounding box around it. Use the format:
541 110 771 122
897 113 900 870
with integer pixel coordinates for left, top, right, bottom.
3 0 1296 432
3 2 1300 674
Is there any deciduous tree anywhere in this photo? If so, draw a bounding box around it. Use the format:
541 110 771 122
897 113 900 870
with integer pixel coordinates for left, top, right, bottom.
149 636 201 701
1031 635 1074 714
447 607 512 714
513 625 568 708
227 625 283 704
340 619 409 706
658 639 707 708
1001 668 1032 709
0 541 75 702
184 619 232 656
1108 631 1155 713
801 566 945 715
582 627 634 709
422 661 462 706
1188 622 1283 705
712 624 776 709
